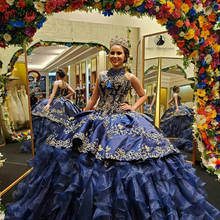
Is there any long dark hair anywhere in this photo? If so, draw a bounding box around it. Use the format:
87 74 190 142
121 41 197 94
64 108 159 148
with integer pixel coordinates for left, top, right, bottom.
122 46 130 63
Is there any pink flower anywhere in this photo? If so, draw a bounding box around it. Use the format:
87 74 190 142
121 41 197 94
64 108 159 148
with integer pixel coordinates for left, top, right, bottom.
184 19 190 27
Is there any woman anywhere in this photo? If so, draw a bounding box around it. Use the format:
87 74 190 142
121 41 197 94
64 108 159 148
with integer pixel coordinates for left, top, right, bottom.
160 86 193 152
21 69 80 153
6 38 219 219
144 86 156 119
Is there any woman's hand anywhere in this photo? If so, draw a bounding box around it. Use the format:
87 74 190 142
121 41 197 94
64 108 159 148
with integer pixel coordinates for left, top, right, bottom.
148 107 152 112
120 103 134 111
44 104 50 111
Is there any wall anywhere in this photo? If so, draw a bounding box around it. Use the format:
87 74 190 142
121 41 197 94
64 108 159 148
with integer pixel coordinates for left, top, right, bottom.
0 16 139 76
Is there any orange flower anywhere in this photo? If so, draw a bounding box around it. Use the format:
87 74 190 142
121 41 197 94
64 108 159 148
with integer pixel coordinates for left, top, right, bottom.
208 12 216 23
176 20 184 28
177 40 185 48
173 0 182 9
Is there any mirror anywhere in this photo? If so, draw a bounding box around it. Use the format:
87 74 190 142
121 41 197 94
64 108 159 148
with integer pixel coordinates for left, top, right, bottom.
142 32 195 162
0 41 109 202
0 57 32 203
144 57 194 158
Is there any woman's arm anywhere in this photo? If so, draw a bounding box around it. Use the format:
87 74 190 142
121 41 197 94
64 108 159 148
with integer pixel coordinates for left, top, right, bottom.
149 93 156 111
174 93 179 112
64 84 75 99
44 81 59 110
168 97 174 106
83 75 100 111
120 74 147 111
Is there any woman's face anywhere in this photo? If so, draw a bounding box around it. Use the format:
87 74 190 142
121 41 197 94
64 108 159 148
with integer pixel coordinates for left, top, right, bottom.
109 45 125 68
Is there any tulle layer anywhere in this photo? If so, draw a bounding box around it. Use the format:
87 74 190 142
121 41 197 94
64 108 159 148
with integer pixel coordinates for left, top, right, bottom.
6 145 219 220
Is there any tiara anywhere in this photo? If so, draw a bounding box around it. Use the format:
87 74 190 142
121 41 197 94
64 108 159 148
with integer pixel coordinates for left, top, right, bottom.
110 36 129 49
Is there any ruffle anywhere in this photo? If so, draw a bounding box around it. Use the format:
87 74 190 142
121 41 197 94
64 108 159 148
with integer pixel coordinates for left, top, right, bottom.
5 145 219 220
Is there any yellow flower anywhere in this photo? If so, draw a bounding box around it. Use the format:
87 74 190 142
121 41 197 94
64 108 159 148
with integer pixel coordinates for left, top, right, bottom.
133 0 144 7
208 110 217 119
198 15 207 28
93 2 102 9
212 44 220 54
160 0 166 4
181 3 189 14
198 122 208 130
157 18 168 25
195 89 206 97
184 29 195 40
197 97 206 106
167 1 175 13
201 30 210 40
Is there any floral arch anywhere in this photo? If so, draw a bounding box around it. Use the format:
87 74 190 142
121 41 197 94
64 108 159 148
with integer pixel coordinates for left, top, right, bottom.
0 0 219 178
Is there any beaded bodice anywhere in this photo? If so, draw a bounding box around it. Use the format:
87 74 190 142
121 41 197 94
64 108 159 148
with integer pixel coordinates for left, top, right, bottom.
96 68 131 113
55 86 68 98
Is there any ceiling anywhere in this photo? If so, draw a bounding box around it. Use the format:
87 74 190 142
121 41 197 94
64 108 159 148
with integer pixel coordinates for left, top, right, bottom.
17 44 102 73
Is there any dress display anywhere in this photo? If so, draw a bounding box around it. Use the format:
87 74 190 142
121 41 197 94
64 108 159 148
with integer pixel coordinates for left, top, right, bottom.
20 86 81 153
6 68 219 220
18 86 30 124
7 89 24 130
160 96 193 152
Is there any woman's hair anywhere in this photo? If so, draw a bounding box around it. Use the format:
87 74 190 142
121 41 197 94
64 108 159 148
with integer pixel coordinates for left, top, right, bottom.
173 86 179 92
56 69 66 78
154 86 157 92
122 46 130 63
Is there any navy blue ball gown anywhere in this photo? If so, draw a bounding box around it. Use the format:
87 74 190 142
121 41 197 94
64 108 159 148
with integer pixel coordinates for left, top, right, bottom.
160 102 194 152
20 87 81 153
6 68 219 220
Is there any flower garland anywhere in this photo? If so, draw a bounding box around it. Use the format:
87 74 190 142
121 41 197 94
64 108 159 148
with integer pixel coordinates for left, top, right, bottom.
10 130 31 142
7 40 109 73
0 0 219 178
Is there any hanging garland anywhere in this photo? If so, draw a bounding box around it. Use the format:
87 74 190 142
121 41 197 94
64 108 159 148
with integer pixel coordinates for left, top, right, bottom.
0 0 219 178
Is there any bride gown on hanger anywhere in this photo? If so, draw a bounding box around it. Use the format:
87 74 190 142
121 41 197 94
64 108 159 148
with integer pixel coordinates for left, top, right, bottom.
18 87 29 124
6 68 219 219
20 86 81 153
7 89 23 130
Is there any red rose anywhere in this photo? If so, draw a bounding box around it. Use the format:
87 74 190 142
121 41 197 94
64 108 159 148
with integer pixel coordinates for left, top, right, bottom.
182 48 189 56
189 41 195 47
145 0 154 9
199 67 205 74
172 9 181 19
0 0 9 13
177 40 185 49
45 0 56 14
25 11 36 23
4 9 16 21
17 0 26 7
0 42 6 48
106 4 112 10
185 0 192 7
126 0 134 5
